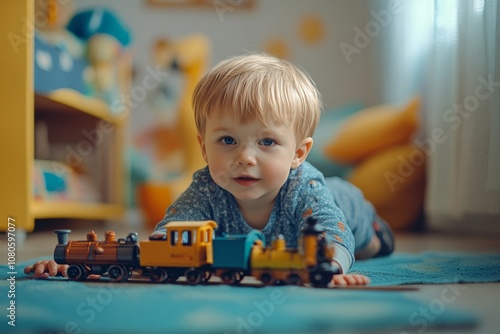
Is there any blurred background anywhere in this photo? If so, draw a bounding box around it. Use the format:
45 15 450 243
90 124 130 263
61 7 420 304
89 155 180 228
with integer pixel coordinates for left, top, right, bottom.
2 0 498 238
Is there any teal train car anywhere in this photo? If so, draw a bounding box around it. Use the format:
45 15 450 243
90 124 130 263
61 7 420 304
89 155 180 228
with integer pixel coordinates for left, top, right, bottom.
212 230 266 284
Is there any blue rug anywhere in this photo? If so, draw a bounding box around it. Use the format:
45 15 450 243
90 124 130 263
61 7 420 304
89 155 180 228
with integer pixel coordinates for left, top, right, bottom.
2 251 499 334
352 251 500 286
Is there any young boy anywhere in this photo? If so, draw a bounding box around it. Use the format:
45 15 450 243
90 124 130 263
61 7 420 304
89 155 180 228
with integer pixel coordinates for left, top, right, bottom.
25 54 394 285
151 54 394 284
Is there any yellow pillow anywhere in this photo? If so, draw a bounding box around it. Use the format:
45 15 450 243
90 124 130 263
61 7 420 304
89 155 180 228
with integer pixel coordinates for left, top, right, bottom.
324 96 420 164
348 144 426 231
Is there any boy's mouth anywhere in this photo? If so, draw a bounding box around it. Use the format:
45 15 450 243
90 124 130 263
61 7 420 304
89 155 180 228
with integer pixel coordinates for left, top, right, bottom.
234 176 259 186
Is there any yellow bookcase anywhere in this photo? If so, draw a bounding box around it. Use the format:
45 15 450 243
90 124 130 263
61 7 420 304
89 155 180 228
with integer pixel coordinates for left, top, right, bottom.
0 1 126 236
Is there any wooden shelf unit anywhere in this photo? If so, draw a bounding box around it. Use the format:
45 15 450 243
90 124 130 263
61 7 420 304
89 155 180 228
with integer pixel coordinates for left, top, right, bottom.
0 0 127 234
35 90 125 123
31 201 124 220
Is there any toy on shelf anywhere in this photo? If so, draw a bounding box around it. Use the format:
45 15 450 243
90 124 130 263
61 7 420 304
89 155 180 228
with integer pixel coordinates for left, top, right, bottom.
50 217 340 287
34 0 88 95
67 7 132 113
34 0 83 57
34 0 132 114
33 159 101 203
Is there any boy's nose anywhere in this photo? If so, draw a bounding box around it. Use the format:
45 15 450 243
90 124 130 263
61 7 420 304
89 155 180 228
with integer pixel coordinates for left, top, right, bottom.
236 147 257 166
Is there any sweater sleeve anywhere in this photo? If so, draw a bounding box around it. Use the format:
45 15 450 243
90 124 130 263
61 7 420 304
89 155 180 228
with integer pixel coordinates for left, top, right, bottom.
152 169 213 235
331 243 352 274
291 167 356 273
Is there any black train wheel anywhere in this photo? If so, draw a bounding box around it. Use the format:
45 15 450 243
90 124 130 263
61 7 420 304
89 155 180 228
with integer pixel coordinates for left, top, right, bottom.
67 264 88 281
202 270 212 283
108 265 128 282
185 268 202 285
260 272 273 285
149 268 168 283
235 271 244 284
285 273 302 286
220 270 236 285
310 271 333 288
222 271 244 285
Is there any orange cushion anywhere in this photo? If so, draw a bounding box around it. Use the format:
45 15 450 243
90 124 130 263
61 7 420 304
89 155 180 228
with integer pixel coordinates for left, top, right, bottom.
324 97 420 164
348 144 426 231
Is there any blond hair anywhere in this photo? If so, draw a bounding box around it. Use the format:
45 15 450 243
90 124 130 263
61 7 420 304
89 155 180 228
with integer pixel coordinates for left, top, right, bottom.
192 54 322 141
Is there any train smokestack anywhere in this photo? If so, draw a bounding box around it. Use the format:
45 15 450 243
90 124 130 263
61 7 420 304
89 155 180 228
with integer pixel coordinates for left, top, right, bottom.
54 229 72 245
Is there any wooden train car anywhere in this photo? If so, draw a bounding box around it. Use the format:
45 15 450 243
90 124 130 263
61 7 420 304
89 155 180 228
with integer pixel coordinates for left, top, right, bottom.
53 218 340 287
212 230 266 284
139 221 217 284
250 218 338 287
53 229 139 282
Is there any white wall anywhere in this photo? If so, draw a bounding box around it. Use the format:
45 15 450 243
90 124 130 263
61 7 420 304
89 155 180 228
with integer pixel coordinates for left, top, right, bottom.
73 0 382 113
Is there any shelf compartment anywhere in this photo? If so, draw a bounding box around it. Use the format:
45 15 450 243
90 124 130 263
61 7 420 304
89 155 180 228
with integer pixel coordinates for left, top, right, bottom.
32 200 124 219
0 1 127 233
35 89 125 125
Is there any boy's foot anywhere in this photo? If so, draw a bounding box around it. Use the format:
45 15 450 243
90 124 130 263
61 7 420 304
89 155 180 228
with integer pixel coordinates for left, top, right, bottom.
373 218 395 257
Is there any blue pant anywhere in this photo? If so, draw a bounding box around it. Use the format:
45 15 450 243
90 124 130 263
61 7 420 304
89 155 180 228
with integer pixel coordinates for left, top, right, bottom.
325 177 379 252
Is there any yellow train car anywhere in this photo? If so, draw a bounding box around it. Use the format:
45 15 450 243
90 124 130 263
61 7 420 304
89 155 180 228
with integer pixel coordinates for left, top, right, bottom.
139 220 217 284
51 218 339 287
250 236 306 285
250 218 337 287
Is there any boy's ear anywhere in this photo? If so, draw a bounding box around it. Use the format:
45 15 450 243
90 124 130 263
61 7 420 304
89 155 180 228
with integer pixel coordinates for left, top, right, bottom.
291 137 313 169
197 133 209 163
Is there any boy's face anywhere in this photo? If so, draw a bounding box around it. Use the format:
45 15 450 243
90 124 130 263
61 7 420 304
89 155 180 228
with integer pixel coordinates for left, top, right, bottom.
198 113 312 205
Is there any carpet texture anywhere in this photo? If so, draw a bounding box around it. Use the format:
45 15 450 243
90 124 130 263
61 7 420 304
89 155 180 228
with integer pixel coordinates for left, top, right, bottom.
1 251 499 334
352 251 500 286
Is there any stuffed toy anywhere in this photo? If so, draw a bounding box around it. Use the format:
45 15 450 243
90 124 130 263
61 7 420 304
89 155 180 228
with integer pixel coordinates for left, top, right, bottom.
66 6 133 113
34 0 88 95
322 97 425 231
33 1 132 111
136 34 212 227
34 0 83 58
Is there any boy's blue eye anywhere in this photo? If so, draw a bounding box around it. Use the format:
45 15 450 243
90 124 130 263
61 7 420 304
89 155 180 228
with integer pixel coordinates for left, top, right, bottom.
220 136 236 145
260 138 276 147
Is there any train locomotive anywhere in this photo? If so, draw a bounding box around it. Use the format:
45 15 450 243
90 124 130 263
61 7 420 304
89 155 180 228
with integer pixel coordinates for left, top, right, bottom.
54 229 139 282
53 217 341 287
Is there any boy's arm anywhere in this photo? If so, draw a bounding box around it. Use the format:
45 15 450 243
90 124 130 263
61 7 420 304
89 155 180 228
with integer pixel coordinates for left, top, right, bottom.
332 274 370 285
292 174 356 274
332 244 370 285
24 260 101 279
23 260 93 280
150 170 213 237
330 243 353 274
296 203 355 273
24 260 67 278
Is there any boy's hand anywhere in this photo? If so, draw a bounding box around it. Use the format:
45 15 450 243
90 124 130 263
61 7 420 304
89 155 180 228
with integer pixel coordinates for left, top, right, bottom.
24 260 68 279
24 260 101 280
332 274 370 285
149 231 167 240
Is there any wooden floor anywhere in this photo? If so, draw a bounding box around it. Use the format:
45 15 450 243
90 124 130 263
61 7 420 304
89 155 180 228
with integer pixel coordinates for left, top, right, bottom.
3 212 500 334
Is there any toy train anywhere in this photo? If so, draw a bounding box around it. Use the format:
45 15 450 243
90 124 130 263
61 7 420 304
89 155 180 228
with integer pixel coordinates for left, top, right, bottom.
53 218 341 287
